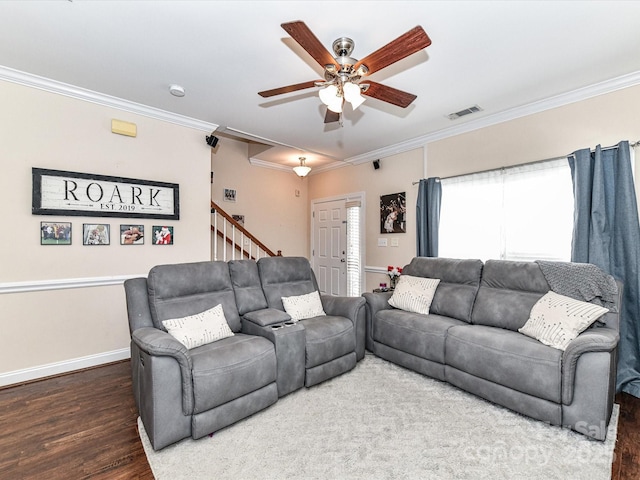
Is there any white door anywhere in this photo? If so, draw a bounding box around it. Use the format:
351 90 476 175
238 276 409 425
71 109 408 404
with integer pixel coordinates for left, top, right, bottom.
313 199 347 296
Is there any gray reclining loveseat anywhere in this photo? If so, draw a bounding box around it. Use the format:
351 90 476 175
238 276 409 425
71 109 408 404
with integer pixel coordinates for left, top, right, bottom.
363 257 620 440
124 256 366 450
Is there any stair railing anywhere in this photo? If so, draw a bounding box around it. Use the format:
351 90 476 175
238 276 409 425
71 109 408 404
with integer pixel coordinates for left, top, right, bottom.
211 200 281 261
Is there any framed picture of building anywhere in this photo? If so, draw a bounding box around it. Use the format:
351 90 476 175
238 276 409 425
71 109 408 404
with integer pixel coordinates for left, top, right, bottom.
223 188 237 203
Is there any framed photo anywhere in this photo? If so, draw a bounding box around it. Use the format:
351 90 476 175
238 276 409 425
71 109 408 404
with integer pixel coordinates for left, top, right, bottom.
83 224 110 245
223 188 237 203
380 192 407 234
120 224 144 245
41 222 72 245
232 214 245 226
152 225 173 245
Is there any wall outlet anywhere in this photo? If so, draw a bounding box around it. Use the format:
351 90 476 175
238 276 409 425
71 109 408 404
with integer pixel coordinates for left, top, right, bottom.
378 238 388 247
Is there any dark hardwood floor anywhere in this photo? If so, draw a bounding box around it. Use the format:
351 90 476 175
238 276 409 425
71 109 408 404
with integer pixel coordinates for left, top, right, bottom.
0 361 152 480
1 360 639 479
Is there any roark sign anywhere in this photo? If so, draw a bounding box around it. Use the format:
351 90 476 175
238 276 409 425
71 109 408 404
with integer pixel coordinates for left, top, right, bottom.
32 168 180 220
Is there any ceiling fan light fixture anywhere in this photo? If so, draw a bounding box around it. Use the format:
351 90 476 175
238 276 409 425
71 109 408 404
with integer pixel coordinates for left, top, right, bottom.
319 84 339 106
343 81 366 110
293 157 311 177
327 97 343 113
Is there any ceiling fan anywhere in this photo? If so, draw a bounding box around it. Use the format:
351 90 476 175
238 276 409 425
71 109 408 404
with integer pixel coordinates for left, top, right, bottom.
258 21 432 124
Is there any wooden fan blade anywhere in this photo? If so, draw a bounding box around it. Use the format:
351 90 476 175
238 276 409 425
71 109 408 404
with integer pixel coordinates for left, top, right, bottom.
324 109 341 123
281 21 338 69
362 81 417 108
258 80 320 98
355 26 431 75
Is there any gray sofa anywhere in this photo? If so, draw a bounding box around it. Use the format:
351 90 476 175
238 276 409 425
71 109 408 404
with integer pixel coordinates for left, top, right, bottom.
363 257 620 440
124 256 366 450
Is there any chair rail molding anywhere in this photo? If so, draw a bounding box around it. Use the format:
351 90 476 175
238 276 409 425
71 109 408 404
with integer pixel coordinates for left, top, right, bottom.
0 274 146 294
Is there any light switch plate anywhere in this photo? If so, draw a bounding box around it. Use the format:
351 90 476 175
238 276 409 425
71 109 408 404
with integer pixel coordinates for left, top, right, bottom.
378 238 388 247
391 238 399 247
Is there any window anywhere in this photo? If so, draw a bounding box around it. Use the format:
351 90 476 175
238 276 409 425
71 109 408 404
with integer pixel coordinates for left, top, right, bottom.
346 200 362 297
439 158 574 262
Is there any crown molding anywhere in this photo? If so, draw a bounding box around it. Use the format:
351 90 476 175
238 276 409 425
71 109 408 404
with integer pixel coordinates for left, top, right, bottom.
248 157 294 173
5 65 639 168
346 70 640 165
0 65 218 132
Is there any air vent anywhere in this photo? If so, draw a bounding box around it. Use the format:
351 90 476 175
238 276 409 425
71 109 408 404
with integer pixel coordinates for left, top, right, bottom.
447 105 483 120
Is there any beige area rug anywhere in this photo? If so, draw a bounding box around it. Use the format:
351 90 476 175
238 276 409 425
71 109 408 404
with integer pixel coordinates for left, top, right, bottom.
139 354 618 480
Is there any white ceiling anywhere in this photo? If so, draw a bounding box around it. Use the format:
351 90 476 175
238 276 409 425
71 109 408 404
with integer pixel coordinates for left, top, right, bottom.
2 1 640 172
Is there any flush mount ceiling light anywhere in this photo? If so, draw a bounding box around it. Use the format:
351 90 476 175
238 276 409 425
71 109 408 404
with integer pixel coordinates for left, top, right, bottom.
169 84 185 97
293 157 311 177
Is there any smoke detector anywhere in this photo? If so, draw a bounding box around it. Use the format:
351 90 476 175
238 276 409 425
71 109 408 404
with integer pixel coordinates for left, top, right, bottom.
169 84 185 97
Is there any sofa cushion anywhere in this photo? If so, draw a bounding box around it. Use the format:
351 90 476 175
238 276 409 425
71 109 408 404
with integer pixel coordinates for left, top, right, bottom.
471 260 550 331
282 290 326 321
388 275 440 314
162 304 234 349
374 310 467 364
228 260 269 315
445 325 562 403
519 291 609 350
147 261 241 332
190 333 276 413
401 257 483 322
301 315 355 368
258 257 319 310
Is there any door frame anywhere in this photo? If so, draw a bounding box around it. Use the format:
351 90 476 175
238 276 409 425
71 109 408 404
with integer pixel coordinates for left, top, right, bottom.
310 192 366 296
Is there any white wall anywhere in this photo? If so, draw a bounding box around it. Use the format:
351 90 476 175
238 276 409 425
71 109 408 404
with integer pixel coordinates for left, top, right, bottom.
0 80 211 384
211 137 310 258
309 84 640 293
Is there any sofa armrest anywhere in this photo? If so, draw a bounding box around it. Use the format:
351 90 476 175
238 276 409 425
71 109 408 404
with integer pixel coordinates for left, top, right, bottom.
321 296 367 360
362 291 393 315
321 295 365 323
243 308 291 327
362 292 394 351
562 327 619 404
131 327 194 414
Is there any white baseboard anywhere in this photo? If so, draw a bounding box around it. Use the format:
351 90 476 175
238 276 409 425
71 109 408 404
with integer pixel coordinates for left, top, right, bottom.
0 348 131 388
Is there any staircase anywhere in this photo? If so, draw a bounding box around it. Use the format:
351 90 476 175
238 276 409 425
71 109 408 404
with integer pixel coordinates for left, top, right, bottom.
211 200 281 261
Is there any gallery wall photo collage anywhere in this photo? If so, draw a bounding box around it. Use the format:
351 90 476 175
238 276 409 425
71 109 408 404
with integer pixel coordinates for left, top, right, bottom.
34 168 179 247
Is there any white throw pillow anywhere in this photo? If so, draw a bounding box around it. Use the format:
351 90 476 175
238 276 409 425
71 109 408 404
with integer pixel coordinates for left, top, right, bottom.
162 304 234 349
281 291 326 321
518 291 609 351
388 275 441 315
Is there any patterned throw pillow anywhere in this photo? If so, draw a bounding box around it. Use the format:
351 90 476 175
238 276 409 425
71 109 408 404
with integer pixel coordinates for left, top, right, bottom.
162 304 234 349
388 275 441 315
281 291 326 321
519 291 609 351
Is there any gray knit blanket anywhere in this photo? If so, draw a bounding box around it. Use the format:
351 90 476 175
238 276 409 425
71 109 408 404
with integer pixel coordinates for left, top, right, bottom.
535 260 618 310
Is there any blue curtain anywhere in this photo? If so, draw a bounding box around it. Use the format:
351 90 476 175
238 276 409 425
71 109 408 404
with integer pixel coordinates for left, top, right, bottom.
416 177 442 257
569 140 640 397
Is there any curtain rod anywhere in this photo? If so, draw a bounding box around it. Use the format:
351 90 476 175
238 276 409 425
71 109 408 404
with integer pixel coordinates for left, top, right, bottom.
413 139 640 184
